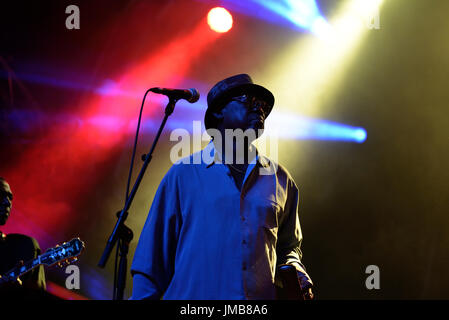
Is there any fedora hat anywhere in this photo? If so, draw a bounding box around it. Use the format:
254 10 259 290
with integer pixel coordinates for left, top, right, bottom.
205 74 275 130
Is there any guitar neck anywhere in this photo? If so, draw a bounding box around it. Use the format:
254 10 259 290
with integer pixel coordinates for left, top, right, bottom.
1 237 84 284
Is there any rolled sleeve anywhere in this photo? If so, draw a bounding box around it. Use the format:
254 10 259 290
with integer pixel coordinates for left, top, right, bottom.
276 180 312 284
276 180 302 264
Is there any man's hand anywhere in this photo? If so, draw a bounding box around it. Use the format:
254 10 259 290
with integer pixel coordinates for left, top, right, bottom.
301 286 314 300
277 264 314 300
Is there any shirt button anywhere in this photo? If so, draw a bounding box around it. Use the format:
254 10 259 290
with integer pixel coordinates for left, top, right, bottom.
242 263 247 271
242 239 247 245
241 216 245 221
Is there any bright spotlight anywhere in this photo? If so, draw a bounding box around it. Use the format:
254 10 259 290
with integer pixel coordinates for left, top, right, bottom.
262 0 385 120
354 128 367 143
264 112 368 143
207 7 233 33
311 16 333 38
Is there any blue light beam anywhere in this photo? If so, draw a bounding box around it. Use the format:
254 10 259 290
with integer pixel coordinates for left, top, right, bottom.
218 0 330 34
266 113 367 143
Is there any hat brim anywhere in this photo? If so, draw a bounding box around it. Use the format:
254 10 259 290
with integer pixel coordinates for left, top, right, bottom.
205 83 274 130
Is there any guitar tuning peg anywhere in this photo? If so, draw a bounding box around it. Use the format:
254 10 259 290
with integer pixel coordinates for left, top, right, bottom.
57 262 63 268
71 257 78 263
67 257 76 264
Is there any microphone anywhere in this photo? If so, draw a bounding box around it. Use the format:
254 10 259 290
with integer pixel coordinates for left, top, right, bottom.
150 87 200 103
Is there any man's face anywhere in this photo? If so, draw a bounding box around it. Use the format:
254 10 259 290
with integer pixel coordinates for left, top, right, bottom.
218 94 268 132
0 180 13 226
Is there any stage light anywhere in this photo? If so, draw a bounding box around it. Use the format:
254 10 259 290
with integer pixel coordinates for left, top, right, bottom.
264 112 368 143
207 7 233 33
261 0 385 120
354 128 367 143
257 0 325 31
310 16 333 38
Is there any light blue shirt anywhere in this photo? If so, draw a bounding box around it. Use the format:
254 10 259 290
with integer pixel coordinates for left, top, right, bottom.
130 143 307 300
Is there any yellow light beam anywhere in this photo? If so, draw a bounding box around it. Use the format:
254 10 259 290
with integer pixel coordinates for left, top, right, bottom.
260 0 384 118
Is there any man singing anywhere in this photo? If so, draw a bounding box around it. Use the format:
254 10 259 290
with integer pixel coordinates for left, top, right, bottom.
131 74 313 300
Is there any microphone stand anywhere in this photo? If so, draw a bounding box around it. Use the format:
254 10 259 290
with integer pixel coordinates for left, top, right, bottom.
98 97 179 300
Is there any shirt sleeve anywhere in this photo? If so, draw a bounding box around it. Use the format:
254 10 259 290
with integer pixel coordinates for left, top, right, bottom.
129 272 161 300
130 167 182 300
31 245 46 291
276 179 313 285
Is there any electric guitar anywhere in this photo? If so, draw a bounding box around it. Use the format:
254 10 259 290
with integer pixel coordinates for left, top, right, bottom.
276 264 314 300
0 237 85 285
